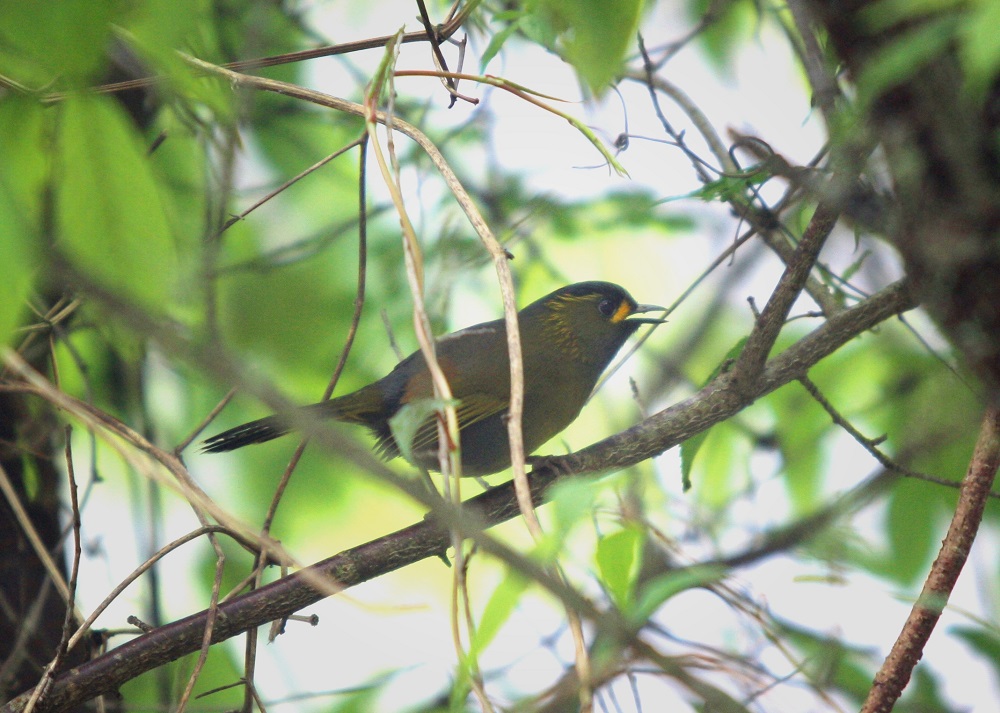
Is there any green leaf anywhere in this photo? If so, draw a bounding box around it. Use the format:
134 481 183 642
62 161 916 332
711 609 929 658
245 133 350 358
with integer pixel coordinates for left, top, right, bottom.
480 18 523 72
953 625 1000 690
635 565 723 622
468 573 530 658
0 97 47 222
883 478 937 583
958 0 1000 98
857 17 957 108
0 97 45 348
56 95 177 310
679 429 708 493
388 398 455 468
529 476 601 564
595 526 644 610
120 0 235 122
689 0 757 73
772 387 827 512
0 194 37 350
840 249 871 284
539 0 645 95
680 337 746 490
0 0 112 86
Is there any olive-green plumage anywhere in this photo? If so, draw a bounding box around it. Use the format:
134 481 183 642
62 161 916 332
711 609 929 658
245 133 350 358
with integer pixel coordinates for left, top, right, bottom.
201 281 662 475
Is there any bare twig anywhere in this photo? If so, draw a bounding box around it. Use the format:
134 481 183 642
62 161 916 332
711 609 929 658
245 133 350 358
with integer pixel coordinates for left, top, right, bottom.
22 432 83 713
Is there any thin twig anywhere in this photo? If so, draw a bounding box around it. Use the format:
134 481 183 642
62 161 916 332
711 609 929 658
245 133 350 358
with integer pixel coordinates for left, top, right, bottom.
22 430 84 713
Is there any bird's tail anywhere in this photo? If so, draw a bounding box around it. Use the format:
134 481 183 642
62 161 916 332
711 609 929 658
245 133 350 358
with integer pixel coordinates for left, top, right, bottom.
200 413 292 453
200 387 383 454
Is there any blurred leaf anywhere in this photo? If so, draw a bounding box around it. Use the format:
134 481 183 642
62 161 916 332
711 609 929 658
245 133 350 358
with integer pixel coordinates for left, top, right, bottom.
769 382 830 512
635 565 723 622
56 95 177 310
469 572 530 657
688 0 757 73
0 97 47 221
953 625 1000 691
689 167 775 205
0 97 45 348
389 398 455 468
881 479 938 584
537 0 645 94
693 420 750 509
0 197 36 350
958 0 1000 97
857 17 956 108
596 526 644 611
780 622 877 702
535 476 603 561
681 337 746 490
0 0 112 86
121 0 234 123
480 12 524 72
840 249 872 284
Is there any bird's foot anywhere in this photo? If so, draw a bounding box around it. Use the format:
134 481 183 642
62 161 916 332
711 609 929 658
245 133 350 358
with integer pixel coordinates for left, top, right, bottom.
526 454 577 477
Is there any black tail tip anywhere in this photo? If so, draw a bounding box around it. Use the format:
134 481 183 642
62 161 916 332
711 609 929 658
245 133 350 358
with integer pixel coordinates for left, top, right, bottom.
199 418 289 453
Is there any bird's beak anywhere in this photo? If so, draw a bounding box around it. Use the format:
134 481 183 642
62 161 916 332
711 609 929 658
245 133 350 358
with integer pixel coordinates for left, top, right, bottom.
627 303 667 325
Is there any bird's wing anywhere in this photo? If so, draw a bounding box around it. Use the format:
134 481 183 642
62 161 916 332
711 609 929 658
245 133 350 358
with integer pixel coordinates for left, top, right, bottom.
406 391 508 457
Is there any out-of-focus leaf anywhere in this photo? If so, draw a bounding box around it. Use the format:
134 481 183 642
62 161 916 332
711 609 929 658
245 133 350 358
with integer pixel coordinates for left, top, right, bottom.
389 398 455 469
0 0 112 86
781 622 878 702
0 194 37 350
688 0 757 73
596 526 644 610
539 0 645 95
122 0 234 122
693 420 749 510
958 0 1000 97
883 478 938 584
539 475 602 561
770 384 828 512
840 249 872 284
953 625 1000 690
469 572 530 657
634 565 723 622
857 17 956 107
0 97 45 348
480 13 524 72
56 95 177 310
681 337 746 490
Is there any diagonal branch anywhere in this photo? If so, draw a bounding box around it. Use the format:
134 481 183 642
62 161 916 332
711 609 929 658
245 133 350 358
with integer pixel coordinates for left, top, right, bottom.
729 203 839 393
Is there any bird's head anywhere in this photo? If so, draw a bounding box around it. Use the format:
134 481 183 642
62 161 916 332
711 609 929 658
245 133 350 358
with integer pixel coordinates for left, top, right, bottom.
523 281 664 364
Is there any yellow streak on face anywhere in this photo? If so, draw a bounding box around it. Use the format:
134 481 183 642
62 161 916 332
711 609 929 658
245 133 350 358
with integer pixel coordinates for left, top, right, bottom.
611 300 633 324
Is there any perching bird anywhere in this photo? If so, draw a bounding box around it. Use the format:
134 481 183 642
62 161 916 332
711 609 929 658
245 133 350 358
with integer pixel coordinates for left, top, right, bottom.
202 281 663 476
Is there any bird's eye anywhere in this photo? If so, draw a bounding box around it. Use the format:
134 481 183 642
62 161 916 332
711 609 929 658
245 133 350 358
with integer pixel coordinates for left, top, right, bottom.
597 298 616 317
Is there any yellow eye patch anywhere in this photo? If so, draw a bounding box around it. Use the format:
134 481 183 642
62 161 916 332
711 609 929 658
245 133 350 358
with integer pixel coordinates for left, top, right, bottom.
611 300 633 323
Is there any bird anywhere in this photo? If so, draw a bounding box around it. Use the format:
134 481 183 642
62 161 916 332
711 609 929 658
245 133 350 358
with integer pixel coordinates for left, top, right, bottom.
201 281 663 476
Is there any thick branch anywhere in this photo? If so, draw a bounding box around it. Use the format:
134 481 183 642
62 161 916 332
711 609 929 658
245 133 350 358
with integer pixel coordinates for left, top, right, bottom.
2 278 916 713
